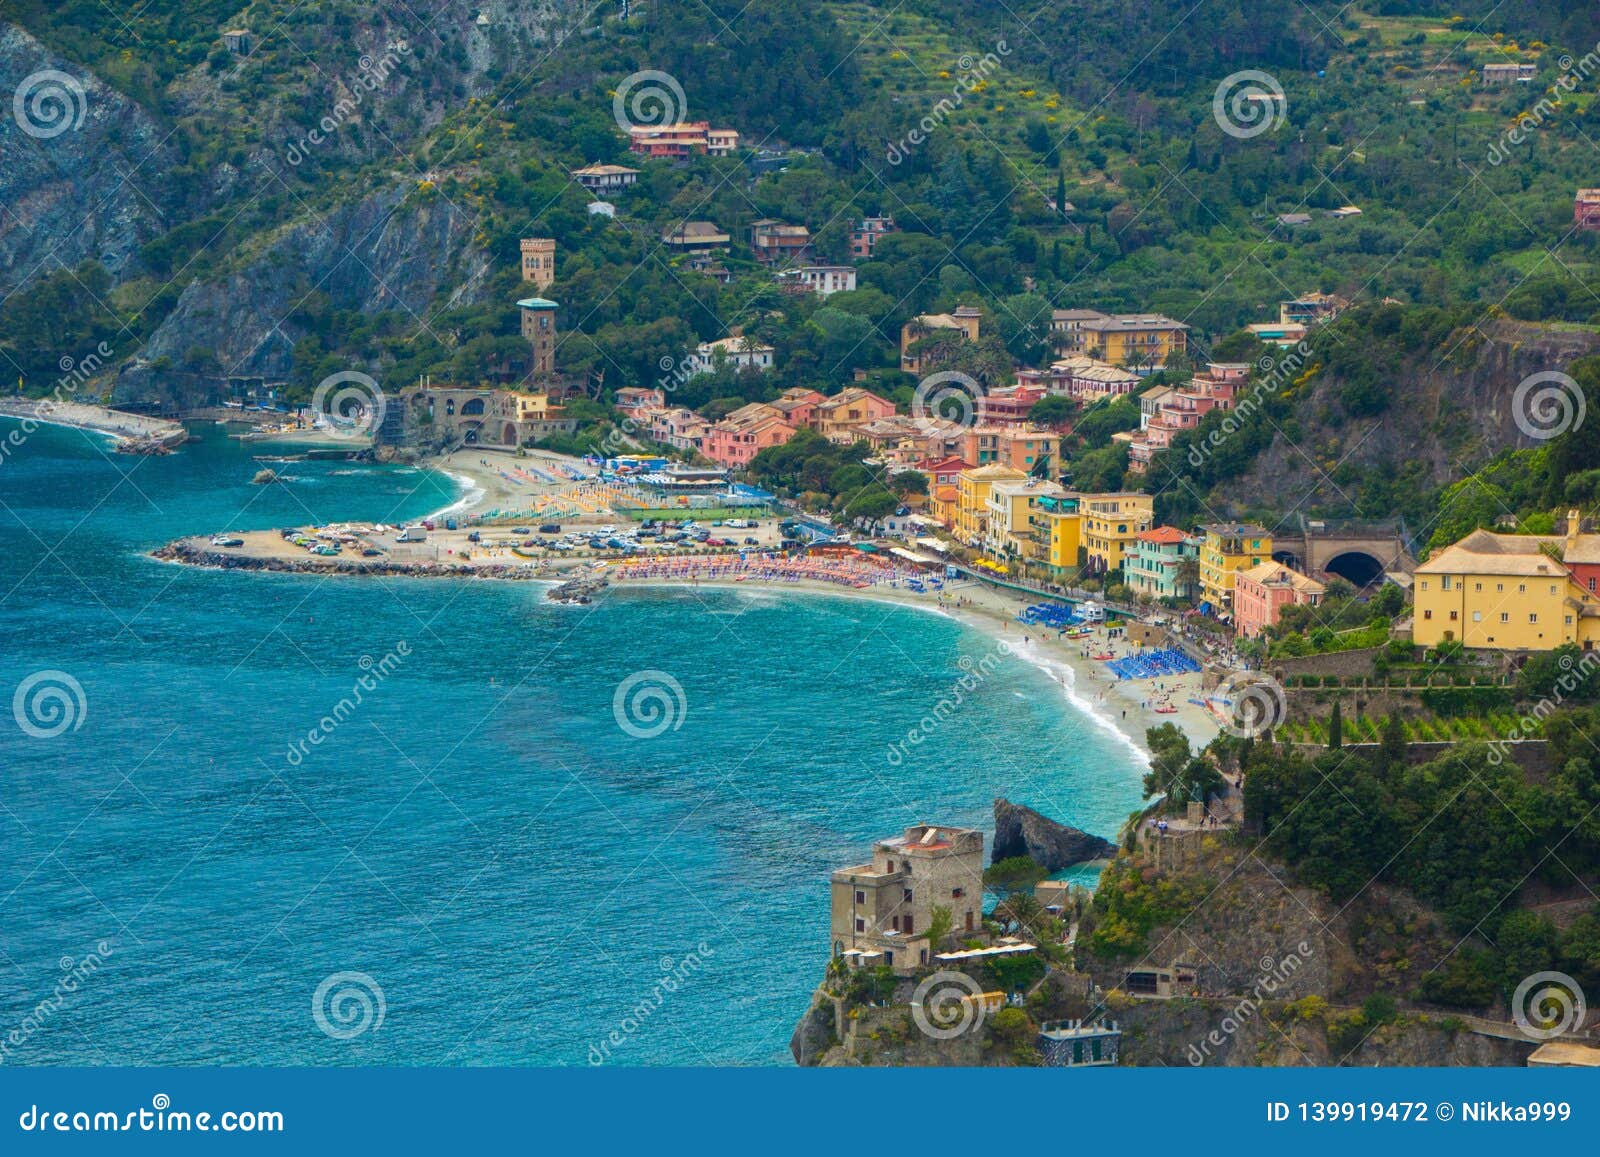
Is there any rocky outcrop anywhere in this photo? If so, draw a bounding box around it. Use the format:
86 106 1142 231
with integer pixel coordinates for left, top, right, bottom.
114 185 488 409
0 24 176 293
991 798 1116 869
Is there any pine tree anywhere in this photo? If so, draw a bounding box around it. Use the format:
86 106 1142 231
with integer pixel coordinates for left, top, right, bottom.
1328 700 1343 750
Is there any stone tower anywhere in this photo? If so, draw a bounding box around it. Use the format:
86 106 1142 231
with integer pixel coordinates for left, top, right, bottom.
520 238 555 289
517 297 557 376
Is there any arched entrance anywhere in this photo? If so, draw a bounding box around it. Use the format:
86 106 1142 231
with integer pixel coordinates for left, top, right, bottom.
1323 550 1385 587
502 421 519 446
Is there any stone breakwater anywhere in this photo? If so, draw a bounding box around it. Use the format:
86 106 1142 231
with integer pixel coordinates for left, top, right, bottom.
152 539 555 581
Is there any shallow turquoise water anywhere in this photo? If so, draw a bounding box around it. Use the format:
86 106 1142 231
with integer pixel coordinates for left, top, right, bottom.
0 420 1145 1065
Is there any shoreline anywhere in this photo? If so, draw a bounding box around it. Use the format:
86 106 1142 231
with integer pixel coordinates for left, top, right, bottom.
148 534 1221 755
0 400 187 449
604 574 1219 757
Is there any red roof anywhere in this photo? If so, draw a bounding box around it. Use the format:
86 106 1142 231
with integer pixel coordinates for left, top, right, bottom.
1138 525 1192 545
917 456 974 473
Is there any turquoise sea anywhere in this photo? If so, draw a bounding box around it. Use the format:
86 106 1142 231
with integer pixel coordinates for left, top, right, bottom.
0 420 1145 1065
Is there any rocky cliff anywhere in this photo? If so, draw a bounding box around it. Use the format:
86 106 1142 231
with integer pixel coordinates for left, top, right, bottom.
114 185 488 407
0 24 176 293
1221 318 1600 514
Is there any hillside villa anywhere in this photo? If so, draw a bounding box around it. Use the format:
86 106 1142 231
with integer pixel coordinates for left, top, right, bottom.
900 306 982 374
1050 309 1189 371
684 336 775 377
627 122 739 159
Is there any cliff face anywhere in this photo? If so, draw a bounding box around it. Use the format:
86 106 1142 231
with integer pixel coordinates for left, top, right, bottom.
1220 319 1600 513
113 186 489 407
0 25 176 293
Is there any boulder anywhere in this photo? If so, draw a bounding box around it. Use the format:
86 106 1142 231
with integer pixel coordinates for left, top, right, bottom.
991 798 1115 870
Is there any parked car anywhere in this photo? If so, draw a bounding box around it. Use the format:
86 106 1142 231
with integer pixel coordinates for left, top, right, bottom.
743 537 759 546
540 524 560 534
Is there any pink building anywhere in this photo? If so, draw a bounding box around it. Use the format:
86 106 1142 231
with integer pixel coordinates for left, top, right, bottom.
615 387 665 412
1233 561 1326 638
769 387 826 428
700 403 796 467
976 386 1045 426
1128 362 1250 472
649 407 709 453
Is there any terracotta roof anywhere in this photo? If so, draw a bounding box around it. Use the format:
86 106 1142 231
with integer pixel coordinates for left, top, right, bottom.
1138 525 1193 545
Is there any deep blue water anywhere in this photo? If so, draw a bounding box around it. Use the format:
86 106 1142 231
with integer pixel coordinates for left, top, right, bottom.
0 420 1145 1065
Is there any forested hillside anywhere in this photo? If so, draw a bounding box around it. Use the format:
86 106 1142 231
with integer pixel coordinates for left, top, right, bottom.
4 0 1600 532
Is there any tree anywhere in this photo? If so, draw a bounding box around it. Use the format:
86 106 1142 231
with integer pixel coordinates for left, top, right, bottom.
926 904 954 953
1328 701 1343 750
1028 394 1076 427
1381 713 1407 766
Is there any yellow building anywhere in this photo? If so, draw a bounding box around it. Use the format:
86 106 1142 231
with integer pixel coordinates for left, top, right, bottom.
1412 526 1600 651
1199 523 1272 609
954 464 1028 547
1081 492 1154 575
1055 312 1189 370
1030 494 1084 578
984 479 1068 561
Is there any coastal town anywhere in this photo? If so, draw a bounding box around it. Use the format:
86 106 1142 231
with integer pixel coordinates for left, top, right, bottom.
8 0 1600 1098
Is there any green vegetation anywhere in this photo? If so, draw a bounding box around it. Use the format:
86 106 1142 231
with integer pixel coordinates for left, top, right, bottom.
1245 700 1600 1005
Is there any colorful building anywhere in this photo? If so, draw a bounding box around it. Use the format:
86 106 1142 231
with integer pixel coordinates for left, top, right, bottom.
1233 562 1325 638
956 426 1060 474
1080 492 1155 575
850 215 896 260
769 387 826 428
1412 517 1600 650
1050 310 1189 371
954 463 1028 547
627 122 740 159
1126 526 1201 601
1127 363 1248 472
1029 494 1084 577
1199 523 1273 610
699 403 796 468
815 388 896 443
984 479 1068 561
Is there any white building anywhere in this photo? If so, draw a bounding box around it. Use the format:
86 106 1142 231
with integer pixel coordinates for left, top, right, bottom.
777 265 858 297
684 336 775 377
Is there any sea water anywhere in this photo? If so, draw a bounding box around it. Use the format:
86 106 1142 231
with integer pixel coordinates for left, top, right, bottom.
0 421 1145 1065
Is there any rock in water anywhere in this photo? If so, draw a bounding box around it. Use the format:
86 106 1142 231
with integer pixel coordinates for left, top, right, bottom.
251 468 281 485
991 798 1116 870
